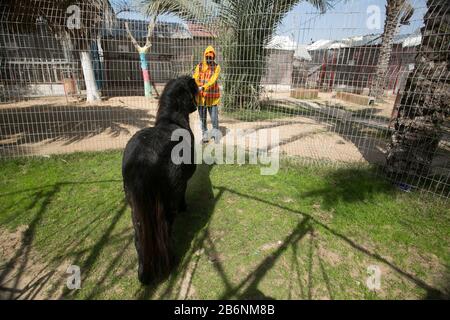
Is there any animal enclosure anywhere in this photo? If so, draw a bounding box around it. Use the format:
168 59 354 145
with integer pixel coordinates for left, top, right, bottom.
0 0 449 198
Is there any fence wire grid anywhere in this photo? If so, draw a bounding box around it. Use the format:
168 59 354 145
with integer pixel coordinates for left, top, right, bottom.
0 0 449 198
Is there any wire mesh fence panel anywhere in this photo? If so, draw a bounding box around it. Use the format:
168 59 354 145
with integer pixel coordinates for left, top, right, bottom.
0 0 448 197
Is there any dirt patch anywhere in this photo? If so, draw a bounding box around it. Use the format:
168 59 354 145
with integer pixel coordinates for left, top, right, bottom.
317 91 396 119
317 245 342 266
0 226 69 300
404 246 450 297
210 230 226 243
338 238 449 299
312 204 334 224
176 250 201 300
260 241 283 252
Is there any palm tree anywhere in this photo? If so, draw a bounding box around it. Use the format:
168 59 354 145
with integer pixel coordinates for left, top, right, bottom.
143 0 331 109
1 0 114 102
369 0 413 100
386 0 449 179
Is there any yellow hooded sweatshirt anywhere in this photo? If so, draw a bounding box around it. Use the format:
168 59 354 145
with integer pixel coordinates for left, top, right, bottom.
193 46 221 106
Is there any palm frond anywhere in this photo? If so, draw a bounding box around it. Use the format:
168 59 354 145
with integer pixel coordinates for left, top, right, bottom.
141 0 217 23
305 0 333 13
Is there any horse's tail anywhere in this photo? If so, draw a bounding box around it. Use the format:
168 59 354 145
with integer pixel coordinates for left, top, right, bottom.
128 190 171 285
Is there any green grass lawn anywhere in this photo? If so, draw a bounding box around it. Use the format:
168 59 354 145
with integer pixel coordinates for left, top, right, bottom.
0 150 449 299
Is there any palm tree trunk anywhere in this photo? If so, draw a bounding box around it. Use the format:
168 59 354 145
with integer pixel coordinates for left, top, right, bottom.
386 0 450 178
369 0 405 99
80 50 101 102
60 33 101 102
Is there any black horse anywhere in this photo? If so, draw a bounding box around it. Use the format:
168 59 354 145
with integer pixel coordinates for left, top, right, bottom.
122 76 198 284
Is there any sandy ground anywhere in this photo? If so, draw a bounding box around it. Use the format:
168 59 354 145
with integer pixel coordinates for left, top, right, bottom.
264 91 396 119
0 226 69 300
318 92 397 119
0 95 386 164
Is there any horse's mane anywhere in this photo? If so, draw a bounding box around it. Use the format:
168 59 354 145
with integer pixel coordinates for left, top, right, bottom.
155 76 197 129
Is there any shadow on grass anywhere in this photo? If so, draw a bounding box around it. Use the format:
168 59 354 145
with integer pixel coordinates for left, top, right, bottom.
301 166 393 210
0 179 128 299
134 165 315 300
0 187 57 299
0 163 447 300
221 217 312 299
208 165 447 299
346 107 389 122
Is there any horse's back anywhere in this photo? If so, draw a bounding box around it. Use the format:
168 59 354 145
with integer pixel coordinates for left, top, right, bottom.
122 126 193 194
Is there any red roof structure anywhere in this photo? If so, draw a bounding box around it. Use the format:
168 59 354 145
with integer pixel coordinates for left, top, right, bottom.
186 22 216 38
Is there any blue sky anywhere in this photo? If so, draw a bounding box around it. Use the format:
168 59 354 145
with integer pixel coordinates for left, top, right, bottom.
112 0 427 45
278 0 426 44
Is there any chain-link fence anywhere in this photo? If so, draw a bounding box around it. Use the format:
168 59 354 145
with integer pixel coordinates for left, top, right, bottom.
0 0 449 197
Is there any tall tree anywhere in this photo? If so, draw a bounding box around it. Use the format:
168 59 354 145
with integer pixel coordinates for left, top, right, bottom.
369 0 413 100
143 0 331 109
386 0 449 179
1 0 114 102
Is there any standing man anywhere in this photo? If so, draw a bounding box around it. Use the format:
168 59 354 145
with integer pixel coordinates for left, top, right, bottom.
193 46 221 143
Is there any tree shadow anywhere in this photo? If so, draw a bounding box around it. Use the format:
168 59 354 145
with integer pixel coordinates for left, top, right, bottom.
0 103 154 155
1 161 446 300
347 107 389 122
0 187 57 299
301 166 393 210
423 273 450 300
214 182 446 299
0 178 132 300
241 288 276 300
323 118 388 165
223 217 313 300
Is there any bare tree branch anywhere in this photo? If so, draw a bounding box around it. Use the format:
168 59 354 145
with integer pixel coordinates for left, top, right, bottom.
144 16 156 48
144 1 161 52
111 0 133 15
124 21 142 50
